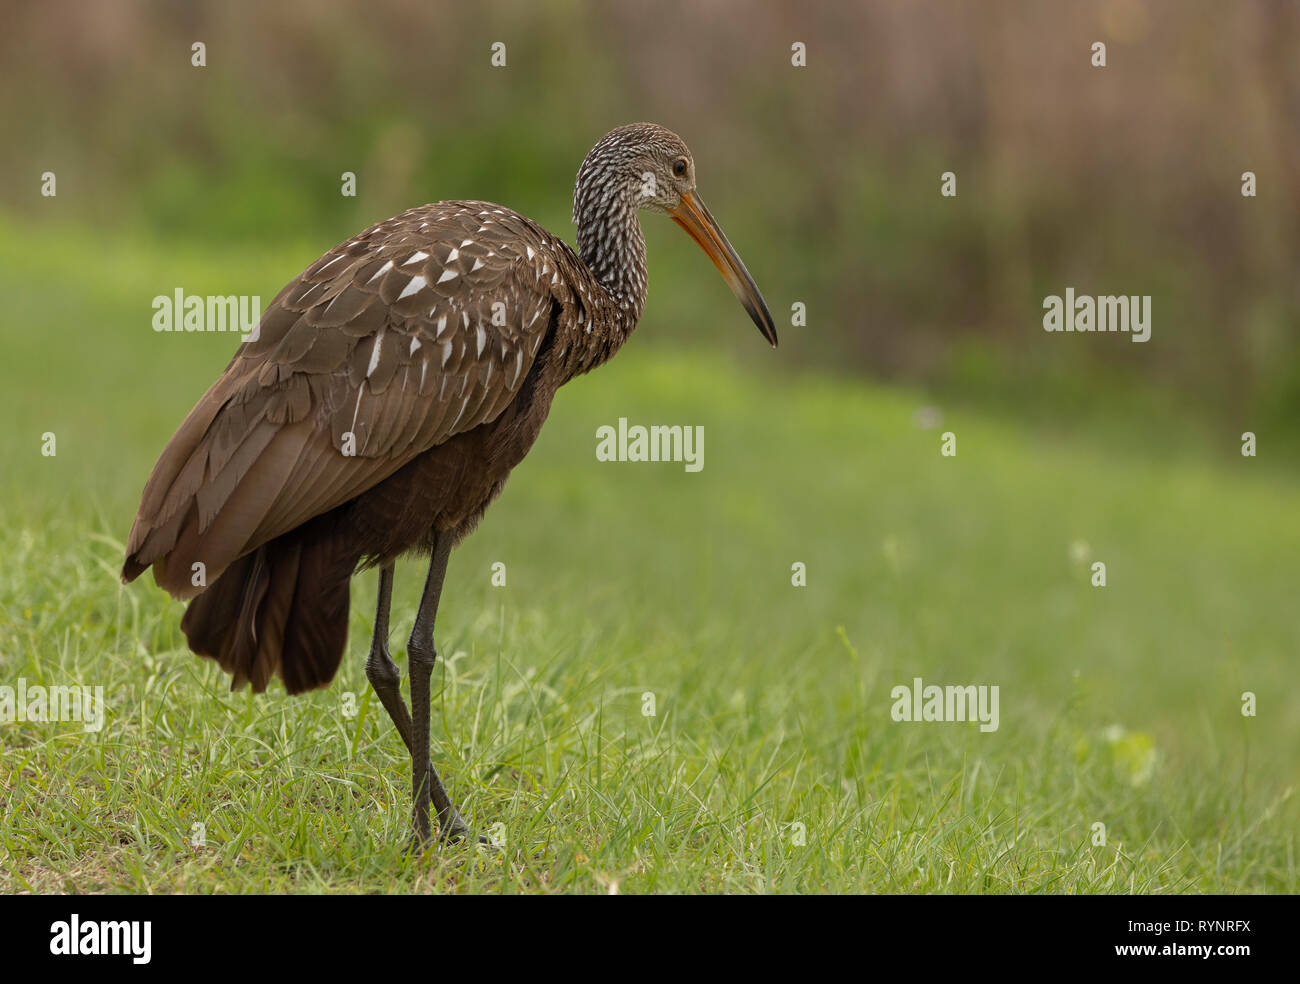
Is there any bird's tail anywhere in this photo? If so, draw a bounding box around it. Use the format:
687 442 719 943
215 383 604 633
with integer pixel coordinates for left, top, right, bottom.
180 517 358 695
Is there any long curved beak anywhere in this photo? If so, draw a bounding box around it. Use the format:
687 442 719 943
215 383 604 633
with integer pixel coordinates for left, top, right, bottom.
670 190 778 347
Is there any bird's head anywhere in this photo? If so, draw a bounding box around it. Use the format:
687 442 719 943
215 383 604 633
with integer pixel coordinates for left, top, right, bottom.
574 122 778 347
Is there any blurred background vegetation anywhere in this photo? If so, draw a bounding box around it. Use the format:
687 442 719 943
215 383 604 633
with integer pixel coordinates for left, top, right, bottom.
1 0 1296 450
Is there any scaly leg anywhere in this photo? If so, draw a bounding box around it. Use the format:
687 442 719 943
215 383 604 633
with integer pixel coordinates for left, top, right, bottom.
405 535 467 848
362 556 468 846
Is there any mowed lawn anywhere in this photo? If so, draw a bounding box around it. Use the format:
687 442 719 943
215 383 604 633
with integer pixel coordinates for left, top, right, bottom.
0 221 1296 893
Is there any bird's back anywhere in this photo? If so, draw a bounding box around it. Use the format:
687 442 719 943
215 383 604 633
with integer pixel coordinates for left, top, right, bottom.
122 200 590 600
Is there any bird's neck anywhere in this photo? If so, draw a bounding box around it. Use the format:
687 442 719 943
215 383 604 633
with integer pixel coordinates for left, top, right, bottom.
575 180 648 335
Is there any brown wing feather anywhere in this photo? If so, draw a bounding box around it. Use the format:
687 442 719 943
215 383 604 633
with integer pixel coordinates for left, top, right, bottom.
123 201 572 598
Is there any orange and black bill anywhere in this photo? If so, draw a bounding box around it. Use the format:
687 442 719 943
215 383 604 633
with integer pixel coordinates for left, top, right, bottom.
670 190 779 347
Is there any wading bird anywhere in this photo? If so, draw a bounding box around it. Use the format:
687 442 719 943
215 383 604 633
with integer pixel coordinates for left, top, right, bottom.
121 123 777 847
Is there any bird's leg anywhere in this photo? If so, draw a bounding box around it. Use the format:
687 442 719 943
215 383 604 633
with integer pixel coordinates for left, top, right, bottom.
406 535 469 849
364 561 408 736
363 559 469 847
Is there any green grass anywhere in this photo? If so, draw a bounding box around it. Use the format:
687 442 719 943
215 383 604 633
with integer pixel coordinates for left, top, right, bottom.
0 221 1296 894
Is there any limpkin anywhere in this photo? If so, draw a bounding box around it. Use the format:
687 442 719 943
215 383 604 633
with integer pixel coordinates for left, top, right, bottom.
121 123 777 847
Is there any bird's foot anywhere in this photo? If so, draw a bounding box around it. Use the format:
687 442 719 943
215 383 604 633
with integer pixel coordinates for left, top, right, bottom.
407 830 433 857
438 808 472 843
438 807 493 846
406 807 482 855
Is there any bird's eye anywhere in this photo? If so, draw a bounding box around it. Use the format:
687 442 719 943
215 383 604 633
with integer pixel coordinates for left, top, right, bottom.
672 158 687 177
